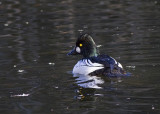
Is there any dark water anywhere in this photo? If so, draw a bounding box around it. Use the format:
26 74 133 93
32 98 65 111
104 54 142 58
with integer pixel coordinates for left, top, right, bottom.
0 0 160 113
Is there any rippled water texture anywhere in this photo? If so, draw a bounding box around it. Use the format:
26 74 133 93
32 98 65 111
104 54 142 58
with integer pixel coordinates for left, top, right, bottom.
0 0 160 113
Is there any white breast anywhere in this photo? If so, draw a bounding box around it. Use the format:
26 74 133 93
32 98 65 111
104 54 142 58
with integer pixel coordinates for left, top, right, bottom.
72 59 104 75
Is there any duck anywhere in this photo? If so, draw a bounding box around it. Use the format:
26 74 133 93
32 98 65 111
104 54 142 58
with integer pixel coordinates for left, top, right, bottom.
68 34 126 76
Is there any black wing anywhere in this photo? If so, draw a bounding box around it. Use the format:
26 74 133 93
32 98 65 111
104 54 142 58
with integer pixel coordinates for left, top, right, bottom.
89 55 117 67
88 55 125 76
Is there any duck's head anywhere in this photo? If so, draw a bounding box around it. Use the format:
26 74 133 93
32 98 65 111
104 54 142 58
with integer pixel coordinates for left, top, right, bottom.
68 34 99 58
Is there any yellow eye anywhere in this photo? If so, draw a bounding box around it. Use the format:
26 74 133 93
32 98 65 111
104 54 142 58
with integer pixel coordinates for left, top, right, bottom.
79 43 83 47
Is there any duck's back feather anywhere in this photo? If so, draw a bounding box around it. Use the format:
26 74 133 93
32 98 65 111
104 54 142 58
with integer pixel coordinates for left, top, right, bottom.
88 55 125 76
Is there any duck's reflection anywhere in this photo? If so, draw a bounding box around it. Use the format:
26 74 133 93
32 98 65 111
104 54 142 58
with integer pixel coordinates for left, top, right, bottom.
73 74 104 89
75 87 96 101
73 74 104 101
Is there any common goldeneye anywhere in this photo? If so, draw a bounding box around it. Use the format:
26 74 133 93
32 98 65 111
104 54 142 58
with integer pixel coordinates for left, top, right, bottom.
68 34 126 76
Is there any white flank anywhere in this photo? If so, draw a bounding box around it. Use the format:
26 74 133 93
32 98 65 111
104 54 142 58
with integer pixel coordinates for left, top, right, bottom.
73 59 104 75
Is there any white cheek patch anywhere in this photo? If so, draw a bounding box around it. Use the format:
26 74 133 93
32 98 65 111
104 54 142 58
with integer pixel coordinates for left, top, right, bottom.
76 47 81 53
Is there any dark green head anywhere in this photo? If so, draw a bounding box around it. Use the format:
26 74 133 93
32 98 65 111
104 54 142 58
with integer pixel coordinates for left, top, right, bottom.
68 34 99 58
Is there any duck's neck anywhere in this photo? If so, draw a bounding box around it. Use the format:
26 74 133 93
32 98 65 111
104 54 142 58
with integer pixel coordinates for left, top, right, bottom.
83 47 99 58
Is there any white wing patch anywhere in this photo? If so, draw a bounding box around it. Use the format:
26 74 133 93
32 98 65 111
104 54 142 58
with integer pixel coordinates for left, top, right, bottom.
73 59 104 75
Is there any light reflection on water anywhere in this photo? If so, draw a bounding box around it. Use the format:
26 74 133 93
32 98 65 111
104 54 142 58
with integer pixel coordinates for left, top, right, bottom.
0 0 160 113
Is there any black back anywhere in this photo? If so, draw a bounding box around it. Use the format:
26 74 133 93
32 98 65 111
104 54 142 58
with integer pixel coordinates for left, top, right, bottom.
86 55 125 76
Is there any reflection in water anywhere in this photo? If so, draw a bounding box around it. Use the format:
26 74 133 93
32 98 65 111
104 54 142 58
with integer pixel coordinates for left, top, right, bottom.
73 74 104 89
11 93 30 97
72 73 124 102
75 87 98 101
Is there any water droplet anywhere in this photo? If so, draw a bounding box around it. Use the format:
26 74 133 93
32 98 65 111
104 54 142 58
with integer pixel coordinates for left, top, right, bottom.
48 62 55 65
51 109 54 112
83 25 88 29
118 79 122 83
99 1 104 5
97 45 102 48
154 1 157 4
11 93 30 97
116 26 119 30
126 97 131 100
41 26 44 30
40 9 43 12
25 22 29 24
18 70 24 73
137 27 140 29
55 86 58 89
148 28 152 31
126 66 136 69
4 23 9 26
78 29 83 32
152 64 156 67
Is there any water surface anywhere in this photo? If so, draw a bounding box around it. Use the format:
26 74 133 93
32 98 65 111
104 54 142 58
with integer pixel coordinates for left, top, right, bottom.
0 0 160 113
